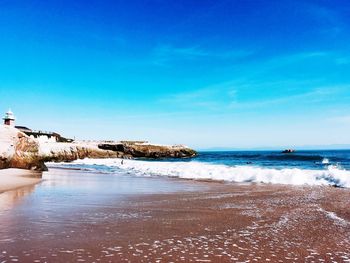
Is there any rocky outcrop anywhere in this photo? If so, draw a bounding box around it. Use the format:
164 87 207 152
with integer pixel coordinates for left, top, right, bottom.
98 142 197 158
0 125 46 171
40 141 196 162
1 126 197 171
39 142 128 163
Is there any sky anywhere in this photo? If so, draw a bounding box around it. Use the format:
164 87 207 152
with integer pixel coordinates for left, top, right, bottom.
0 0 350 150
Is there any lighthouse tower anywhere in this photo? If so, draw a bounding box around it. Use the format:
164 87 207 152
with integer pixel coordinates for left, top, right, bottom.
3 109 15 126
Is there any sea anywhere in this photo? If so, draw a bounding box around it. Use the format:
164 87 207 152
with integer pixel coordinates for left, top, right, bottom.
53 150 350 188
1 150 350 261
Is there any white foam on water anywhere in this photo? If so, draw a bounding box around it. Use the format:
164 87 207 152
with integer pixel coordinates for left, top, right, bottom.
318 207 349 226
63 159 350 188
322 158 330 164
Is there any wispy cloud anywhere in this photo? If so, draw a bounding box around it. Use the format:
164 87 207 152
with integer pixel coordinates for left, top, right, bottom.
304 2 344 36
261 51 329 69
159 84 237 110
160 81 350 112
328 115 350 124
152 45 206 65
229 86 348 109
307 3 339 24
233 50 350 79
151 44 253 65
157 46 350 112
335 57 350 65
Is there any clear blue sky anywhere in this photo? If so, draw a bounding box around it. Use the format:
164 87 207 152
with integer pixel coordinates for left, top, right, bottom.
0 0 349 149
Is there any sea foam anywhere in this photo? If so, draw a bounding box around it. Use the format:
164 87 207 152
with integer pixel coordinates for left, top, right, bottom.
67 159 350 188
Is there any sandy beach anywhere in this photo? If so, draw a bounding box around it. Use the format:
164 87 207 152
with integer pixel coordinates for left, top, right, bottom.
0 167 349 262
111 184 350 262
0 168 42 193
2 0 350 261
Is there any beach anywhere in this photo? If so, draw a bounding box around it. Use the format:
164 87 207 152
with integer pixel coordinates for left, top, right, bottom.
0 168 42 194
2 0 350 261
0 166 349 262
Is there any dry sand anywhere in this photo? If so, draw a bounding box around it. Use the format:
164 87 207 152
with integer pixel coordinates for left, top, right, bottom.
0 168 42 193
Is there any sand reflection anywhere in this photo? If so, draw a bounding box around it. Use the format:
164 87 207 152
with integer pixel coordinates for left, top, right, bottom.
0 185 36 211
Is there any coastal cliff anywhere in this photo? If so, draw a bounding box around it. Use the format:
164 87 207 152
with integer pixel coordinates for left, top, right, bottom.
0 126 197 171
0 125 45 171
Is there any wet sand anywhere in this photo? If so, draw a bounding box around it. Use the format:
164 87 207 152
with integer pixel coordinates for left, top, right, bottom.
0 168 42 193
0 168 350 262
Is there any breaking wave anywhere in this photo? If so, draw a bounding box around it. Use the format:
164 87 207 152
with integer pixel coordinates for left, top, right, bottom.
67 159 350 188
322 158 330 164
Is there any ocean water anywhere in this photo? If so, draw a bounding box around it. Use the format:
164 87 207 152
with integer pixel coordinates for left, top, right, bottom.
51 150 350 188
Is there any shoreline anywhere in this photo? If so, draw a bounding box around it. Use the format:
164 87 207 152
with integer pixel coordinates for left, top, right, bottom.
0 166 349 261
0 168 42 194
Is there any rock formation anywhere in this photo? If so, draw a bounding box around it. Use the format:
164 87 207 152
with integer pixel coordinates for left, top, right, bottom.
1 126 197 171
98 142 197 158
39 142 126 163
0 125 45 171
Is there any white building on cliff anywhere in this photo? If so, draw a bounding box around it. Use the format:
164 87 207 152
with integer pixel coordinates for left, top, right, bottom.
3 109 15 126
2 109 73 143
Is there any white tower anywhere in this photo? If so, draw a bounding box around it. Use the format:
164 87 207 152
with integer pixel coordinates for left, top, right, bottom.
3 109 15 126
